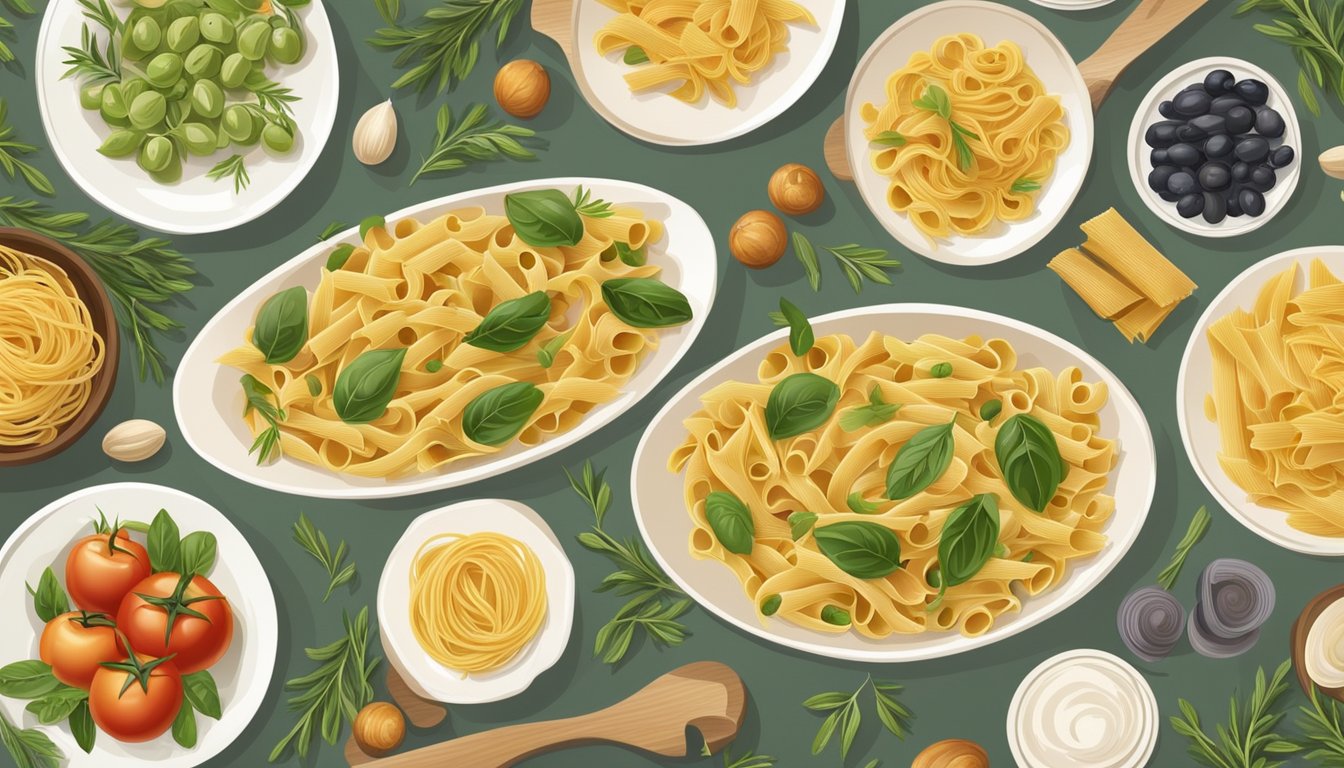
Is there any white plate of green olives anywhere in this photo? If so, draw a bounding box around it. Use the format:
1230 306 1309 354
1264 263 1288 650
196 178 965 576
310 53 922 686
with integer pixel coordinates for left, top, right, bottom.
35 0 338 235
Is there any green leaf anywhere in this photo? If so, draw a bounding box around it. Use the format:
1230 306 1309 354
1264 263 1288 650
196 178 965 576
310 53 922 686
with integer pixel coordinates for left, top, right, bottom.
292 512 358 603
410 103 540 183
373 0 399 25
803 691 852 710
846 493 880 515
333 348 406 424
1011 177 1042 193
251 286 309 364
814 522 902 579
537 329 573 368
825 244 900 294
305 374 322 396
371 0 525 94
69 701 95 754
0 661 61 700
325 243 355 271
871 130 906 147
505 189 584 247
913 83 952 118
765 372 839 440
839 386 900 432
359 215 385 240
1298 69 1322 116
937 494 1000 588
0 710 62 768
28 568 68 623
788 511 818 540
623 45 649 65
614 241 646 266
179 531 218 576
205 154 249 194
183 670 222 719
464 291 552 352
571 186 614 218
1157 506 1211 591
812 708 842 754
778 297 813 356
791 231 821 291
317 220 349 241
601 278 694 328
462 381 544 446
929 362 953 378
147 508 181 574
994 413 1067 512
24 687 86 725
885 418 957 499
705 491 754 555
172 700 197 748
241 374 285 464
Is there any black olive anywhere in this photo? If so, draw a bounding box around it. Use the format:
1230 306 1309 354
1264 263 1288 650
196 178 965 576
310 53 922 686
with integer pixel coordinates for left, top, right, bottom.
1235 136 1271 163
1210 95 1247 115
1254 108 1285 138
1159 191 1180 202
1234 79 1270 105
1199 162 1232 191
1150 148 1171 166
1226 190 1244 217
1249 164 1277 191
1203 191 1228 224
1204 134 1234 159
1176 193 1205 219
1232 161 1252 182
1167 142 1202 167
1224 106 1256 134
1168 170 1198 196
1145 120 1183 148
1173 89 1213 117
1189 114 1228 136
1158 100 1179 119
1268 145 1295 168
1178 124 1208 142
1239 188 1267 216
1148 165 1178 193
1204 69 1236 95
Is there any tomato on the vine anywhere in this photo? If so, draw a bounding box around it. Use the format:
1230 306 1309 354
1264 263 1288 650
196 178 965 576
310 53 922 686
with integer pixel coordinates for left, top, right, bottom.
65 526 151 614
88 652 182 743
38 611 120 690
116 572 233 674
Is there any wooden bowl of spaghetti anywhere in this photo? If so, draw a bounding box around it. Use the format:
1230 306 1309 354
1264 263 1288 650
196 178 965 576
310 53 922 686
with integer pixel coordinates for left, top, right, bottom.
0 227 118 465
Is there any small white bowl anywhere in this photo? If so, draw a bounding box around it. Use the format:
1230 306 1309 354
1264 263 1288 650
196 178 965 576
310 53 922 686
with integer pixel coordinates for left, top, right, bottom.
1177 246 1344 555
377 499 575 705
1027 0 1119 9
1127 57 1301 238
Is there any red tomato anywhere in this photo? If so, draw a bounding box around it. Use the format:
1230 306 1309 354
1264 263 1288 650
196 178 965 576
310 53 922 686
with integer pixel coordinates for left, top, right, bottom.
38 611 121 690
116 572 233 674
88 653 182 743
65 528 151 614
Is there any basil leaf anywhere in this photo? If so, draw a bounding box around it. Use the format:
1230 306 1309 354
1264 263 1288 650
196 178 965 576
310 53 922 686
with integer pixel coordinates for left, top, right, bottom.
788 511 818 540
994 414 1066 512
839 386 900 432
885 418 957 500
979 399 1002 421
325 243 355 271
766 372 839 440
537 330 573 369
846 493 879 515
872 130 906 147
251 286 308 363
463 382 544 446
182 671 221 719
333 348 406 424
705 491 754 555
615 242 646 266
814 522 902 579
505 189 584 247
930 362 952 378
601 278 693 328
0 661 61 699
464 291 552 352
359 215 385 240
172 699 197 748
623 45 649 65
304 374 322 396
760 594 782 616
25 687 86 725
179 531 218 576
70 700 95 753
28 568 68 623
778 297 813 356
938 494 1000 588
147 508 181 574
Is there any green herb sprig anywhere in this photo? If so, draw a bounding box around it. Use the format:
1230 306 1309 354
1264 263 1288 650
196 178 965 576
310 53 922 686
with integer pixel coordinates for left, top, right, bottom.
0 710 62 768
0 0 36 64
317 221 350 241
1298 686 1344 764
1170 659 1299 768
1237 0 1344 116
293 512 357 602
839 385 901 432
60 0 121 82
206 155 250 194
373 0 400 25
240 374 285 464
826 244 900 294
913 83 979 170
1157 505 1211 590
0 101 53 195
370 0 525 94
411 103 540 184
572 186 614 218
805 675 912 759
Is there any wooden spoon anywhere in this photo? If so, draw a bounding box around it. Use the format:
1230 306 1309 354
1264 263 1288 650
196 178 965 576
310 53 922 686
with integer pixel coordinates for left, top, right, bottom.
1289 584 1344 703
346 666 449 766
532 0 575 63
350 662 746 768
824 0 1211 180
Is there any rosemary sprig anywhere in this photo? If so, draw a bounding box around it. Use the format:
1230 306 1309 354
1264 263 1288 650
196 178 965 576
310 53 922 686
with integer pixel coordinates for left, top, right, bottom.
245 74 300 121
411 103 540 184
825 244 901 294
317 221 350 241
369 0 525 94
1170 659 1299 768
0 710 62 768
293 512 357 602
913 83 979 171
60 0 121 81
240 374 285 464
720 748 776 768
0 0 36 64
566 460 692 665
572 186 614 218
1011 177 1042 193
206 155 250 194
1157 505 1211 590
0 101 53 195
269 607 380 762
1298 686 1344 765
0 197 194 383
1237 0 1344 116
373 0 400 25
805 676 912 759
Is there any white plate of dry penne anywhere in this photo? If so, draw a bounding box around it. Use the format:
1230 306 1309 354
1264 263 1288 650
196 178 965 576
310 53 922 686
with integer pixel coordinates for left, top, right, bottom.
1178 246 1344 556
174 178 717 499
632 305 1155 662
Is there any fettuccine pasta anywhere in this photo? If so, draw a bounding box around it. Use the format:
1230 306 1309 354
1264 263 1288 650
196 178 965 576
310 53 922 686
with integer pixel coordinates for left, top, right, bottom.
1205 259 1344 536
861 33 1069 239
670 331 1116 638
594 0 816 108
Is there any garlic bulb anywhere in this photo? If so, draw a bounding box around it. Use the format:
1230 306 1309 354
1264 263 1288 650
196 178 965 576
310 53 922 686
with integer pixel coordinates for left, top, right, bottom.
353 100 397 166
102 419 166 462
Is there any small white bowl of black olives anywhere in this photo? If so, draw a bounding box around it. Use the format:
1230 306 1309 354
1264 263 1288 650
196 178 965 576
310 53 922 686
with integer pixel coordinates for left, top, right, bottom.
1128 57 1300 238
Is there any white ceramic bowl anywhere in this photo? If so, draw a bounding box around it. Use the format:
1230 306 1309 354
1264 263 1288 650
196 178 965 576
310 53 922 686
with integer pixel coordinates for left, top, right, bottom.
1028 0 1119 10
377 499 575 705
1177 246 1344 555
632 304 1156 662
1127 57 1301 238
570 0 844 145
0 483 277 768
843 0 1094 267
174 178 717 499
35 0 339 234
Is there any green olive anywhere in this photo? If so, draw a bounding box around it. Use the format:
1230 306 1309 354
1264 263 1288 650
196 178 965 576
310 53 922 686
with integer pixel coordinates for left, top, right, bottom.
220 52 251 88
178 122 217 156
261 121 294 153
121 36 151 62
130 17 162 52
167 79 188 101
165 16 200 52
128 91 167 130
120 77 150 104
97 129 143 158
237 19 270 61
150 154 183 184
145 52 184 88
221 104 255 143
79 82 105 110
215 122 232 150
199 11 234 44
99 83 128 121
189 79 224 118
269 27 302 64
183 44 223 78
138 135 175 174
165 98 190 126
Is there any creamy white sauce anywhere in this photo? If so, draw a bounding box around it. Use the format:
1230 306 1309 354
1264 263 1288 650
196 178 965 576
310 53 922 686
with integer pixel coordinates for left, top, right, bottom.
1016 657 1151 767
1306 598 1344 689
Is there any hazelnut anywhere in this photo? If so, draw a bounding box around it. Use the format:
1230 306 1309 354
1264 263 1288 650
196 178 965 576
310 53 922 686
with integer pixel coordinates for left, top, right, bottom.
730 210 788 269
768 163 825 216
494 59 550 119
353 702 405 757
911 739 989 768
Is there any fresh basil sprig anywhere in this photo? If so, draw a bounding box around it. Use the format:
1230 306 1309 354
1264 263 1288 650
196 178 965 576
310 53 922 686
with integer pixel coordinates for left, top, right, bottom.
601 277 693 328
913 83 979 170
777 298 813 356
613 241 645 266
462 381 543 446
839 385 900 432
147 508 181 574
333 348 406 424
251 286 308 364
885 417 957 499
0 709 63 768
27 568 67 623
814 522 902 579
788 511 818 540
504 189 584 247
931 494 1000 604
705 491 754 555
464 291 552 352
241 374 285 464
766 372 839 440
325 243 355 271
994 413 1067 512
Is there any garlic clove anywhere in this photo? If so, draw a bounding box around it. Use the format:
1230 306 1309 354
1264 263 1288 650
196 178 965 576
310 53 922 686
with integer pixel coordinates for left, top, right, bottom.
102 419 167 462
1321 145 1344 181
353 99 398 166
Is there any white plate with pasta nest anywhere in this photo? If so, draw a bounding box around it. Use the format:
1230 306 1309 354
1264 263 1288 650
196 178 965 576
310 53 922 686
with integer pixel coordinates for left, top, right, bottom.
35 0 338 234
531 0 845 146
1177 246 1344 556
632 304 1155 662
377 499 574 704
174 177 716 499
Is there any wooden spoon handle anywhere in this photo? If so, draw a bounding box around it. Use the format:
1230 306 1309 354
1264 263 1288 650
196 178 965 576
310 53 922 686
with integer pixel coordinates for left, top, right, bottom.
363 715 605 768
823 116 853 181
531 0 576 62
1077 0 1211 112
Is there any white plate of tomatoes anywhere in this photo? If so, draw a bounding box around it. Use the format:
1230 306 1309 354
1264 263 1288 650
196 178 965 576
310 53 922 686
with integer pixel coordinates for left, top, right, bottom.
0 483 277 767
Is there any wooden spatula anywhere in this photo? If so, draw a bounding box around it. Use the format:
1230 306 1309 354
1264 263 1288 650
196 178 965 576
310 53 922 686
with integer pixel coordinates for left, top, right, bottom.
350 661 746 768
532 0 576 62
825 0 1211 180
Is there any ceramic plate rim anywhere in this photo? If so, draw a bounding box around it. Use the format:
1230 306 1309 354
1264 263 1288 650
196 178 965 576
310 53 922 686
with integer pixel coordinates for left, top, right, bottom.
1027 0 1119 10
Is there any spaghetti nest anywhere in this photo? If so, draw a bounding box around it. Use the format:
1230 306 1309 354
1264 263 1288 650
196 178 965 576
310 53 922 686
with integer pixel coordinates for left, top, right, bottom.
410 532 547 674
0 245 105 447
861 33 1070 240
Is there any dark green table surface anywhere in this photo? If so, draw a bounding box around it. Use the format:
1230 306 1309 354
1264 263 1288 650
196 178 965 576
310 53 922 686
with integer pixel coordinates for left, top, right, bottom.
3 0 1343 765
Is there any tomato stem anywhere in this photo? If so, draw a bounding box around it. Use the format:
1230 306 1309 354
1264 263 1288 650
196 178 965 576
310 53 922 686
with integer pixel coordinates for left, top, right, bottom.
134 572 224 648
101 631 177 698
